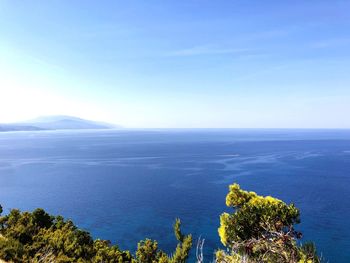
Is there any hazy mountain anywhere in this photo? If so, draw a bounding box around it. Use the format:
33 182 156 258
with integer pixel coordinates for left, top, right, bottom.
0 124 46 132
0 115 120 132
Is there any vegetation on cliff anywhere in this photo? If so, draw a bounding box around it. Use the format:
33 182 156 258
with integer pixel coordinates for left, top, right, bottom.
215 184 320 263
0 204 191 263
0 184 321 262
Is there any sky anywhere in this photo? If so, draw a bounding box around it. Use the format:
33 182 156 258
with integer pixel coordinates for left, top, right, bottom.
0 0 349 128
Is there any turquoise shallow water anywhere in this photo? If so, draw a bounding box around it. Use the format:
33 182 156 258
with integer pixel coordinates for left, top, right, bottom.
0 129 349 262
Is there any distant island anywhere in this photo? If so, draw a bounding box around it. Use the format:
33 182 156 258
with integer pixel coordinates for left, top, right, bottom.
0 115 121 132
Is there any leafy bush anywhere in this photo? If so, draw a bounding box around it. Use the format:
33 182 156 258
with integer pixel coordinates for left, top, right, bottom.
216 183 321 263
0 208 191 262
0 183 322 262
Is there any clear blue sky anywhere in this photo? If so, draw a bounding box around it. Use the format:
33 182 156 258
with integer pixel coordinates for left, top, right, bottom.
0 0 349 128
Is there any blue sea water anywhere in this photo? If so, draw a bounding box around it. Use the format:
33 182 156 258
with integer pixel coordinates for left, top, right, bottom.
0 129 349 262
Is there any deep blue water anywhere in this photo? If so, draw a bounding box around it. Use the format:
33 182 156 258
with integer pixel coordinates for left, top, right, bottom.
0 129 349 262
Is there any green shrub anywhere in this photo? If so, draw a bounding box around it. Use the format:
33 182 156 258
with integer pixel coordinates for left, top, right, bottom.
0 207 191 262
0 183 322 263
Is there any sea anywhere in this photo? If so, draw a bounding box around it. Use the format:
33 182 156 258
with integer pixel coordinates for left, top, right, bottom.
0 129 349 262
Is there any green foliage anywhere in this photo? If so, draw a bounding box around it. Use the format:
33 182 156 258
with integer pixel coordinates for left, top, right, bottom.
219 183 300 246
0 204 192 263
0 208 98 262
216 183 321 263
170 234 192 263
134 219 192 263
135 239 162 263
31 208 53 228
174 218 184 242
300 242 320 263
0 237 24 262
93 239 134 263
0 182 321 263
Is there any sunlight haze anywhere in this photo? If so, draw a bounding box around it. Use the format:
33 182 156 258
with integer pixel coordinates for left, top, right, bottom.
0 1 349 128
